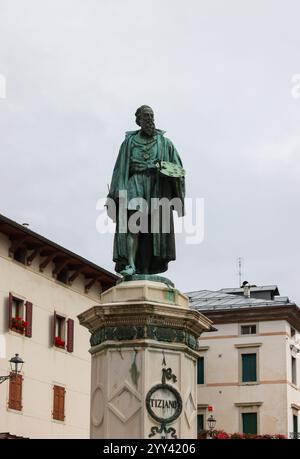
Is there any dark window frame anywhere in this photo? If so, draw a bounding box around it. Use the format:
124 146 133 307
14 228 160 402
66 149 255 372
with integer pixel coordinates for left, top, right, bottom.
242 353 257 383
242 412 258 435
197 357 204 384
241 324 257 335
292 356 297 385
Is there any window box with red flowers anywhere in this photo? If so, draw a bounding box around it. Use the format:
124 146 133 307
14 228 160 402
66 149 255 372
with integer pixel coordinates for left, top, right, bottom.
11 317 28 335
54 336 65 348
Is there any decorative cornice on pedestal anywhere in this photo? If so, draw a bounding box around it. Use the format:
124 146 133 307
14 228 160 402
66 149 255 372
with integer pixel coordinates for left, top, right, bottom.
78 281 215 352
79 303 213 344
89 324 200 351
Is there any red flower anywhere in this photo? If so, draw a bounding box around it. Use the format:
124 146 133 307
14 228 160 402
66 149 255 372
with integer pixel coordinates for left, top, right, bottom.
208 405 213 412
12 317 27 332
55 336 65 347
216 431 230 439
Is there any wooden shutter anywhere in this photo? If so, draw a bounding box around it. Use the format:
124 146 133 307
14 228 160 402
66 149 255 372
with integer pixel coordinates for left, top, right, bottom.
8 373 23 411
67 319 74 353
25 301 33 338
242 353 257 382
293 414 298 434
292 356 297 385
197 357 204 384
53 311 57 345
53 385 65 421
242 412 257 435
8 293 13 330
197 414 204 434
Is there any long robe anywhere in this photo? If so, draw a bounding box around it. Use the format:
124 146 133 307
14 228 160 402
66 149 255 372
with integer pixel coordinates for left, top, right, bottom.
107 129 185 274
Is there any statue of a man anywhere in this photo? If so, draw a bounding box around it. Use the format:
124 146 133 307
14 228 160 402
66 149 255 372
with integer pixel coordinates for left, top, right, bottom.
107 105 185 277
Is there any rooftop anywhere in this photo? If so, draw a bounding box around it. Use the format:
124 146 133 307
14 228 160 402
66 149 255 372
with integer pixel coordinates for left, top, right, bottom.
0 213 118 292
187 287 294 311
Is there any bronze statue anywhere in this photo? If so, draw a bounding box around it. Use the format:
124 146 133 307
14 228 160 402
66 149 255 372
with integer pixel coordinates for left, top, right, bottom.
107 105 185 278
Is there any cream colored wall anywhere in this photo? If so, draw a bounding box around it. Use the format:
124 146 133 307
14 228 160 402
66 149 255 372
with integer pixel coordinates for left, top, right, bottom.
285 326 300 437
197 319 300 436
0 237 102 438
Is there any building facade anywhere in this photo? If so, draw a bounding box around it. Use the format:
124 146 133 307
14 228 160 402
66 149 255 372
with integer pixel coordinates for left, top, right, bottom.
0 215 117 438
188 285 300 438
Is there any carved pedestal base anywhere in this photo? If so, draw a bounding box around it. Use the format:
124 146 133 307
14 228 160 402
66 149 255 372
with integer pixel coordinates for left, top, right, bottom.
78 280 213 439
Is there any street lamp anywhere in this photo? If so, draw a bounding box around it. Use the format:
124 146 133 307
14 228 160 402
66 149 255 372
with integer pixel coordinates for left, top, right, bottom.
207 414 217 438
0 354 24 384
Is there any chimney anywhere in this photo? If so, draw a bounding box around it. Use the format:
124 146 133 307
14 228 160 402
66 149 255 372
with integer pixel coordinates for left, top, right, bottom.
242 281 250 298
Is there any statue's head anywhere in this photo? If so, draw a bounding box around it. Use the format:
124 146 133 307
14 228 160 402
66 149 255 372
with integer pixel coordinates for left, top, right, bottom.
135 105 155 137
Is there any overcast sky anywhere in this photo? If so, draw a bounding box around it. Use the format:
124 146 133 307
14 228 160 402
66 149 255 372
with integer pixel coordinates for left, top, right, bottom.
0 0 300 302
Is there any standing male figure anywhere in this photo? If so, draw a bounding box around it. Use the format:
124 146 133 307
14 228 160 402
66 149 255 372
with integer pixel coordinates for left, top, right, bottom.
107 105 185 277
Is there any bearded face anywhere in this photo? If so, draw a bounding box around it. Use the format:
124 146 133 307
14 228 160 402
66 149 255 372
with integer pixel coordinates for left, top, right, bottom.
138 109 156 137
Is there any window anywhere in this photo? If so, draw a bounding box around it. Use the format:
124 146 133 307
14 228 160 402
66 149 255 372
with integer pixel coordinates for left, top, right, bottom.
292 356 297 385
197 414 204 435
12 297 24 320
197 357 204 384
52 385 65 421
53 312 74 352
293 414 298 437
291 327 296 338
13 247 27 264
242 353 257 382
8 373 23 411
8 294 33 337
242 412 257 435
57 268 69 284
54 313 66 348
241 325 256 335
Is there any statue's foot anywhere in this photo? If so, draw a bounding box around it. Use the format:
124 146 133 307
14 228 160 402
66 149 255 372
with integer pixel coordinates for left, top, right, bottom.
120 265 136 277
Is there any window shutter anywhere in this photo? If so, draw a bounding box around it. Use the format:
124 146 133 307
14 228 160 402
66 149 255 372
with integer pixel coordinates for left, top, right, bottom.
8 373 23 411
53 386 59 419
292 356 297 385
293 414 298 434
59 387 66 421
8 293 13 330
53 311 57 345
53 385 65 421
67 319 74 353
242 353 257 382
242 412 257 435
197 357 204 384
25 301 33 338
197 414 204 434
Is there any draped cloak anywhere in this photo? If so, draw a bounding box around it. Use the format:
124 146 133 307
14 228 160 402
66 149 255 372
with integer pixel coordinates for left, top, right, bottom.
107 129 185 275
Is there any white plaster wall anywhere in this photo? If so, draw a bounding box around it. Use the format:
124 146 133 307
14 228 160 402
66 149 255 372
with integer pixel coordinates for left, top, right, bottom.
0 242 102 438
197 319 298 436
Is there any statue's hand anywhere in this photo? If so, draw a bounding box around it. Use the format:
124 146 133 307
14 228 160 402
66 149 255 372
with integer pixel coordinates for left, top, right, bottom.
147 163 159 171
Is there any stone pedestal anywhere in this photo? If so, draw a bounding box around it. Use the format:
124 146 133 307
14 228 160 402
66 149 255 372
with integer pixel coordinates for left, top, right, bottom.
78 280 213 439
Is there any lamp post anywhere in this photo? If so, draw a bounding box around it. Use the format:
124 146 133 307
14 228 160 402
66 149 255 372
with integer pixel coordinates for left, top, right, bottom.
0 354 24 384
207 414 217 439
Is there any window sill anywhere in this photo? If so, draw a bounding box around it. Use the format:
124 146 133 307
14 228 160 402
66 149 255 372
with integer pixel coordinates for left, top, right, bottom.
52 418 66 424
11 328 24 335
53 345 67 354
9 329 26 338
239 382 260 386
7 407 23 415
